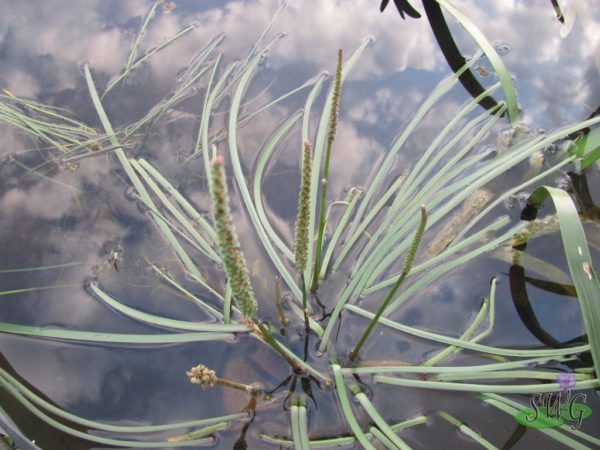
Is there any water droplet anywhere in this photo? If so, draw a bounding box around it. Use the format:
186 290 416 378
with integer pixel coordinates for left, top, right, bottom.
494 41 511 55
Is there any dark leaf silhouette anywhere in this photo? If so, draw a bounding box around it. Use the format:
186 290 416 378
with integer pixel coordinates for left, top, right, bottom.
380 0 422 19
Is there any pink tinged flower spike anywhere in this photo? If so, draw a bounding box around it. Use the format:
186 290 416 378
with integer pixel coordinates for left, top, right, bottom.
327 49 343 147
210 155 257 319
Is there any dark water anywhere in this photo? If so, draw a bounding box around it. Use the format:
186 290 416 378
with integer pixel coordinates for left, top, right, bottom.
0 1 599 449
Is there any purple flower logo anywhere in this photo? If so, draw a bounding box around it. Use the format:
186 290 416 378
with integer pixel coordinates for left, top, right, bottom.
556 373 576 392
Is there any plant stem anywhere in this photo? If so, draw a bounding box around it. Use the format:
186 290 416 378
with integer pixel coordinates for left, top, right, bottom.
311 49 343 292
274 275 289 328
301 273 310 360
254 321 305 373
216 378 260 394
350 205 427 361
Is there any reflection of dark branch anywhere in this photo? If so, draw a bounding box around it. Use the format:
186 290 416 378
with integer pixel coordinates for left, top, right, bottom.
381 0 500 115
0 406 41 450
421 1 500 114
550 0 565 23
509 264 586 348
501 423 527 450
380 0 421 19
233 397 257 450
565 105 600 148
569 171 600 218
265 374 293 398
0 357 52 450
301 376 318 410
284 375 298 410
510 264 561 347
382 2 600 121
303 323 310 362
523 275 576 298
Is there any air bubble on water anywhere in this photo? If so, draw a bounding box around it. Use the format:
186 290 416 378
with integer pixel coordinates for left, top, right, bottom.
60 214 77 231
497 127 515 148
249 382 263 394
84 277 99 294
504 195 516 210
558 139 575 155
282 292 293 309
555 175 572 191
528 151 545 170
480 145 498 161
543 143 558 155
572 158 582 175
493 41 511 55
506 192 530 210
514 124 535 141
109 245 124 262
78 61 92 74
123 139 137 149
515 192 531 209
536 127 548 136
471 49 485 62
364 35 376 45
1 152 16 165
282 395 293 411
125 186 137 201
313 348 326 358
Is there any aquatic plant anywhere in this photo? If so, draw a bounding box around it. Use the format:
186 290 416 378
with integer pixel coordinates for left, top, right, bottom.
312 48 343 292
1 1 599 449
210 154 257 320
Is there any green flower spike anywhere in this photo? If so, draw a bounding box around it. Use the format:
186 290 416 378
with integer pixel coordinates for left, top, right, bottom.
211 155 257 319
294 140 313 273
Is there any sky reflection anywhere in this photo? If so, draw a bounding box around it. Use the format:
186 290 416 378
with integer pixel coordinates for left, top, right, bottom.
0 1 599 449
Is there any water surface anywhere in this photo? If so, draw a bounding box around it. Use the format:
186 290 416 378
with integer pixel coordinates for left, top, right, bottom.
0 1 599 448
